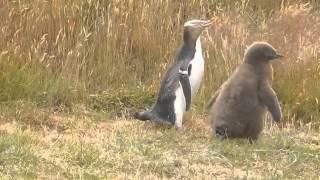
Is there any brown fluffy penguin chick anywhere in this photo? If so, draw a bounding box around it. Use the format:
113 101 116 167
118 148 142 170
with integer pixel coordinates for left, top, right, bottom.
208 42 283 142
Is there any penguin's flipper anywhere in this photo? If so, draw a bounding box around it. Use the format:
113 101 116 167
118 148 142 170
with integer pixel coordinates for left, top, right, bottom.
187 64 192 76
206 88 221 110
258 81 282 122
206 82 227 110
179 64 192 111
179 74 191 110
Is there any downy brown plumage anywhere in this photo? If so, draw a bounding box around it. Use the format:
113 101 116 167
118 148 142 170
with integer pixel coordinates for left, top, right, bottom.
208 42 283 141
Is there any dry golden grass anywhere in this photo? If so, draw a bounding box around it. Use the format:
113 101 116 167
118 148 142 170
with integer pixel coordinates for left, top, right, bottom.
0 0 320 179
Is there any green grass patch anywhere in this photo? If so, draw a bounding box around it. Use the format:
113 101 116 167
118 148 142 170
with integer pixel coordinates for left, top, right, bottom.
87 88 156 118
0 132 39 178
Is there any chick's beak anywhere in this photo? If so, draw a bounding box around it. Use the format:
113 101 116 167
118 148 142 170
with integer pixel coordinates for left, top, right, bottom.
275 53 284 59
270 53 284 60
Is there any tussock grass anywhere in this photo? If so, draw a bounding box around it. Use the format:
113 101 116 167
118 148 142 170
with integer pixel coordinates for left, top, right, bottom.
1 0 319 126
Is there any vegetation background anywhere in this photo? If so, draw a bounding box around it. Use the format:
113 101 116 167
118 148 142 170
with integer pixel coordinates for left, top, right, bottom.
0 0 319 179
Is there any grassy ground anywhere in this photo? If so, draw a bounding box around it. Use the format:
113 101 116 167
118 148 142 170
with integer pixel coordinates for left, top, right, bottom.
1 0 320 179
0 109 319 179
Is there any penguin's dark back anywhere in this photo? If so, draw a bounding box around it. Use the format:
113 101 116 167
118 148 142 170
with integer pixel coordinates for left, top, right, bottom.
176 44 196 62
151 43 196 124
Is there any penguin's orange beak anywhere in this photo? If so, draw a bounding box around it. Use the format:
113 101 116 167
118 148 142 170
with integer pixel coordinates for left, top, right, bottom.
201 17 217 27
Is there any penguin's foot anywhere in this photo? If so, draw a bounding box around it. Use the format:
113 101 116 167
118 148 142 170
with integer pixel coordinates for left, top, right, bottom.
247 137 257 144
175 125 184 132
149 117 171 125
215 127 226 140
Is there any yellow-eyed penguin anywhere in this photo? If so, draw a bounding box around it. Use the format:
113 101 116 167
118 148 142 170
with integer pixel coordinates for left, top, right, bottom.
134 18 215 129
208 42 283 142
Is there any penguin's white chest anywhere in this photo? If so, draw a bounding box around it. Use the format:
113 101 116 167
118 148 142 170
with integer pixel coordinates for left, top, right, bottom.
172 38 204 129
189 38 205 98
